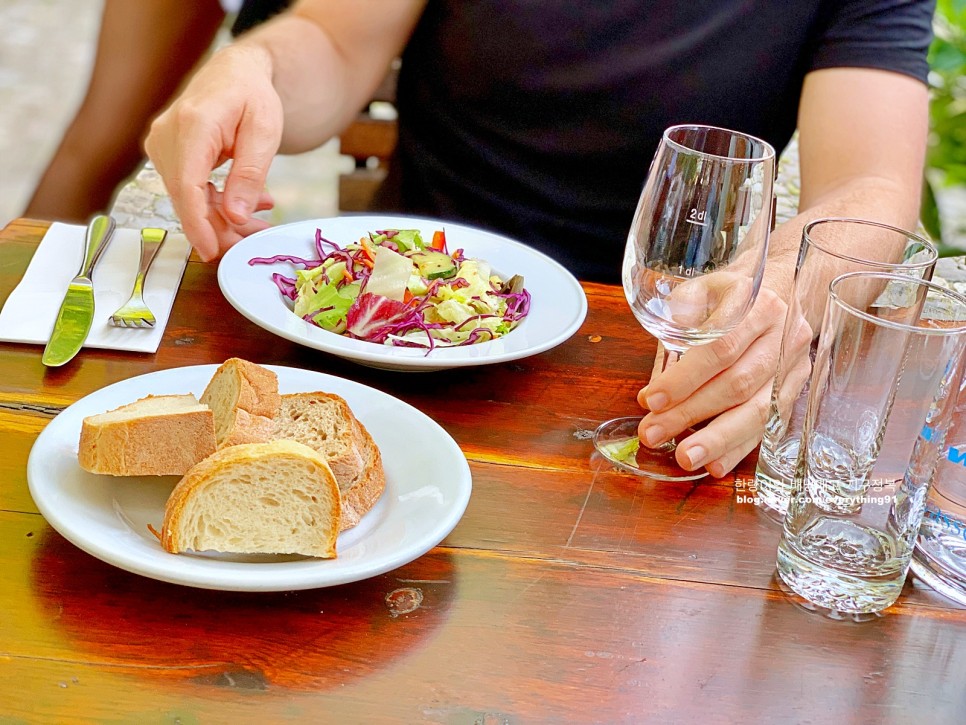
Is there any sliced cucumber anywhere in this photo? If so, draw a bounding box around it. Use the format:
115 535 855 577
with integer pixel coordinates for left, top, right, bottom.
412 250 458 280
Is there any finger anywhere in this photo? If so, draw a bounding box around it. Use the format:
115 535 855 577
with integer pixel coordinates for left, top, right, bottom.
205 184 272 258
671 380 772 473
179 183 222 262
637 341 672 409
703 432 764 479
222 102 282 224
254 189 275 212
700 276 756 333
640 322 781 445
146 110 225 262
642 302 774 413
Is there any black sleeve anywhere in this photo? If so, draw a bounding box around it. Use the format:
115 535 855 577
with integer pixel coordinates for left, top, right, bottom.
230 0 294 37
808 0 936 83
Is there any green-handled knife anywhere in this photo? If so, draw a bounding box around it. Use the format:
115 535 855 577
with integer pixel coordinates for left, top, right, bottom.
42 214 117 367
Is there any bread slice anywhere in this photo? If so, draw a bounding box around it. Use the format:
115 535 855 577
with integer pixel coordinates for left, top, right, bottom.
160 440 341 558
78 394 217 476
272 392 366 485
340 418 386 531
201 358 280 448
271 391 385 530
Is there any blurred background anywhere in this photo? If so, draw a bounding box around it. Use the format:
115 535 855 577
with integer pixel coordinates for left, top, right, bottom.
923 0 966 254
0 0 345 230
1 0 964 252
0 0 101 226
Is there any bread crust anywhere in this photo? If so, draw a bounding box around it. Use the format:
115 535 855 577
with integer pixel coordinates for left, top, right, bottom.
161 440 340 558
77 394 216 476
270 391 386 530
201 358 281 447
339 418 387 531
273 392 366 485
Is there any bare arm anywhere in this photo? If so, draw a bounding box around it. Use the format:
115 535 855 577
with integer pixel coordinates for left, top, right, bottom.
145 0 425 260
25 0 226 222
258 0 425 152
637 67 929 477
765 67 928 293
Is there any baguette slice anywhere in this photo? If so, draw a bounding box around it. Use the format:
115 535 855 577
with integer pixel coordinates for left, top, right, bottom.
271 391 386 531
272 392 366 486
201 358 280 448
161 440 341 558
78 394 216 476
340 418 386 532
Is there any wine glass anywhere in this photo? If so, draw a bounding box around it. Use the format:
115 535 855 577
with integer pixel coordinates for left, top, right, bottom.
594 124 776 480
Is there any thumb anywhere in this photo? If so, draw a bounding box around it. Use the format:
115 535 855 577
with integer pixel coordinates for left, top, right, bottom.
222 104 282 224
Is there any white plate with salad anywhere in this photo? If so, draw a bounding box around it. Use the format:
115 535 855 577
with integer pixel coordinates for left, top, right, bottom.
217 215 587 371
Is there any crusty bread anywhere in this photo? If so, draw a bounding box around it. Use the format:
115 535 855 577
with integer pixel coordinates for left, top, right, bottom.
201 358 280 448
161 440 341 558
340 418 386 531
271 391 385 530
272 392 366 485
78 394 216 476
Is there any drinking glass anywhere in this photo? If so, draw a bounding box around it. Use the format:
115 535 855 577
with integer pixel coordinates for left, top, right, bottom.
777 272 966 615
594 124 775 480
911 371 966 606
755 219 937 517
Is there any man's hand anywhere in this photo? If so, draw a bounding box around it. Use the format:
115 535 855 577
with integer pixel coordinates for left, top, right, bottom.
636 66 929 478
636 284 788 477
145 45 283 261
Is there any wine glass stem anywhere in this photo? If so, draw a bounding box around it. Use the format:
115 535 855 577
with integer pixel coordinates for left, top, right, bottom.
650 344 687 453
655 344 685 375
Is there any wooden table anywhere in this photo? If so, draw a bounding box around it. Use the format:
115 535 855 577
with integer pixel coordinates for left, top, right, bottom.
2 218 963 723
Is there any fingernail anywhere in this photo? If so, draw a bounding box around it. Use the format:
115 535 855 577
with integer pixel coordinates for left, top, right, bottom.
683 445 708 469
646 392 668 412
643 425 665 447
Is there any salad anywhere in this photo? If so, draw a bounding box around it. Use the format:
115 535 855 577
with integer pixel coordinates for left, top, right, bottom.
249 228 530 351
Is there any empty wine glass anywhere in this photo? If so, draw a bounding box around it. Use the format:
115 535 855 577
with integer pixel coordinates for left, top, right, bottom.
594 124 776 480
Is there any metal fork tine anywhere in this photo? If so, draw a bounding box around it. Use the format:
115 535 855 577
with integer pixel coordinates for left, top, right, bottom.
109 228 167 329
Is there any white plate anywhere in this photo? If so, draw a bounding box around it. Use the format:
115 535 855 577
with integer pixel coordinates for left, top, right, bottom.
217 215 588 371
27 365 472 591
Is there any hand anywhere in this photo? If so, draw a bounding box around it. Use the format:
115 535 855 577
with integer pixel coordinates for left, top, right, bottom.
144 45 283 261
636 285 791 477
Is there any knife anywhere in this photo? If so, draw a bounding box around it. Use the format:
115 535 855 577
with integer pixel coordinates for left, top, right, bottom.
41 215 117 367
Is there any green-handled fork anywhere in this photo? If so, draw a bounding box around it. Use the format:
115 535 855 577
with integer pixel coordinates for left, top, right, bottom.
109 228 168 328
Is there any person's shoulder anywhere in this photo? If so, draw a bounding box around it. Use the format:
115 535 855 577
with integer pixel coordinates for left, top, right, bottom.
807 0 934 84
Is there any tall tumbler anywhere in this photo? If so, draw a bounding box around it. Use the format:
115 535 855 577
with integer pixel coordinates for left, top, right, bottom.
911 370 966 606
755 219 937 517
776 272 966 615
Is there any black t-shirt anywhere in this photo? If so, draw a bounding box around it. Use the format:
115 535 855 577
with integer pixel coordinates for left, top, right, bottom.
230 0 291 37
379 0 934 282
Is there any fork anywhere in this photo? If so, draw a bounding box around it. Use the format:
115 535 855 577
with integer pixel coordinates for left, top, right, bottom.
109 228 167 328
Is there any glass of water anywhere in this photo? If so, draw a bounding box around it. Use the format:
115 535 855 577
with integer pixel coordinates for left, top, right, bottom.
777 271 966 615
911 370 966 606
594 124 775 480
755 219 937 517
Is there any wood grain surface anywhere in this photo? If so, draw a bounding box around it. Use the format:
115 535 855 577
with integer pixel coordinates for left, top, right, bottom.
1 218 963 724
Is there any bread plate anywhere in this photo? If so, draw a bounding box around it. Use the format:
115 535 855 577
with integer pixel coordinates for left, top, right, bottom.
217 215 587 371
26 365 472 591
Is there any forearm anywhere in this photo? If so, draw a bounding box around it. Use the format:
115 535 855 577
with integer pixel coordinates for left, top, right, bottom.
763 172 923 295
764 68 929 295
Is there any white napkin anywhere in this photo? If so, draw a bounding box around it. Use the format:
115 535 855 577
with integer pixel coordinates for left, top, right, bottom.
0 222 192 354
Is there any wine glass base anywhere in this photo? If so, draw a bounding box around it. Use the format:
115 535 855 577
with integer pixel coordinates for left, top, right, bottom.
593 416 709 482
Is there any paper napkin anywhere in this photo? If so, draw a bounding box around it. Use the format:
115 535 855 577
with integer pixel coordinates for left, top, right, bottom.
0 222 192 354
